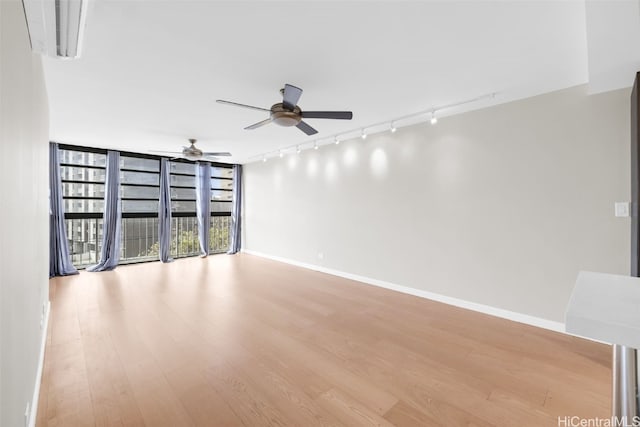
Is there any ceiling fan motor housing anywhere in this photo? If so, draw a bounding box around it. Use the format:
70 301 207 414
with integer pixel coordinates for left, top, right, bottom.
183 146 203 161
270 103 302 127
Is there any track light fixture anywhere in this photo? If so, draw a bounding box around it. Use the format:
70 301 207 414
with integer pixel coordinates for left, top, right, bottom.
250 92 496 162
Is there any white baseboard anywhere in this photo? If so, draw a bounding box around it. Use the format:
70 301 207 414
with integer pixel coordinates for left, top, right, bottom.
29 300 50 427
242 249 566 334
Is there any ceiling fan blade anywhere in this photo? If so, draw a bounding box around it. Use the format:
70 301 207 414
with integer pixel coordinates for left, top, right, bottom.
216 99 270 112
296 121 318 136
244 118 272 130
301 111 353 120
202 152 232 157
149 150 183 154
282 84 303 110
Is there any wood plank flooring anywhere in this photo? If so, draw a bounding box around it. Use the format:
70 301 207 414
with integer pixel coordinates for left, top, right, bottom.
36 254 611 426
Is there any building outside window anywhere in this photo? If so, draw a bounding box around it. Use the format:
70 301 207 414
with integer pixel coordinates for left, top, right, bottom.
120 154 160 264
60 147 106 267
59 145 234 268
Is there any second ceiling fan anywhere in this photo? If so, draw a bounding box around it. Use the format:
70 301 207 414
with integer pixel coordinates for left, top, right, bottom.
216 84 353 136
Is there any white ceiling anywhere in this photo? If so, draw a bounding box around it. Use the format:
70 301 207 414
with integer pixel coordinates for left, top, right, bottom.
584 0 640 94
42 0 638 164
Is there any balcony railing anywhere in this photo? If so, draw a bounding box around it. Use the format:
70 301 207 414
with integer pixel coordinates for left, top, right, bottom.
210 216 231 254
66 215 231 269
121 217 160 264
66 218 103 268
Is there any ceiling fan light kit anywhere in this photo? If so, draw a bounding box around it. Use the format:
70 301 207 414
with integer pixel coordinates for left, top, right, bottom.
271 104 303 127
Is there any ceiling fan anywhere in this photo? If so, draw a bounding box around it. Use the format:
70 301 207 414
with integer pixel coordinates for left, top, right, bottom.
150 139 231 161
216 84 353 136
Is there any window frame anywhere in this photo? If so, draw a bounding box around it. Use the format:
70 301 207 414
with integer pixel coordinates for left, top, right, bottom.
57 143 234 264
119 151 161 217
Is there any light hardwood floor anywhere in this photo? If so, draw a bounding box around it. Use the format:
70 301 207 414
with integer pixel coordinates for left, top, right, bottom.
37 254 611 426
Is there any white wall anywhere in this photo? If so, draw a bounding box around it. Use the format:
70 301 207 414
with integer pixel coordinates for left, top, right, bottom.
0 1 51 425
243 85 631 324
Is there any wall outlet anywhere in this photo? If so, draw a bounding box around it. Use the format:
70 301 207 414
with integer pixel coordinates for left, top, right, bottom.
615 202 630 217
24 402 30 427
317 252 324 260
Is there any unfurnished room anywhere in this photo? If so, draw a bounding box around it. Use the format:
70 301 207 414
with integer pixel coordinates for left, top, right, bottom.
2 1 640 426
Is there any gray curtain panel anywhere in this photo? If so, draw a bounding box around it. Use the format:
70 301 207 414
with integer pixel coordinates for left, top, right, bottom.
49 143 79 277
87 150 121 272
228 164 242 254
195 161 211 257
158 158 173 263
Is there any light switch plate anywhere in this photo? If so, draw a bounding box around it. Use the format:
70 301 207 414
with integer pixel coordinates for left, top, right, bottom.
615 202 630 217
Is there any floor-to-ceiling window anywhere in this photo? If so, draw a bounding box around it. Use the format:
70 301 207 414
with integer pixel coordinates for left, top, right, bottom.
60 146 106 267
210 165 233 253
120 153 160 264
169 160 200 258
58 144 234 268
